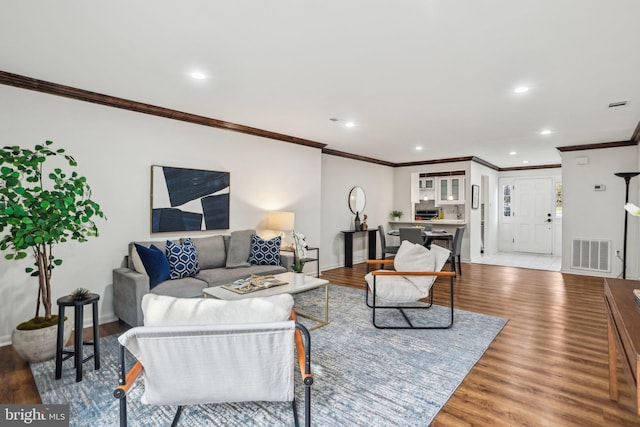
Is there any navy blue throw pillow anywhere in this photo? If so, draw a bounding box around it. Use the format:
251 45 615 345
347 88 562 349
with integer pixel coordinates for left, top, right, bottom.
166 239 200 279
134 243 171 289
248 234 281 266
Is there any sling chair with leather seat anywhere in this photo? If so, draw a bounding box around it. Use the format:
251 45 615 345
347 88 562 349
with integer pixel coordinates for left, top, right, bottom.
113 293 313 427
364 241 455 329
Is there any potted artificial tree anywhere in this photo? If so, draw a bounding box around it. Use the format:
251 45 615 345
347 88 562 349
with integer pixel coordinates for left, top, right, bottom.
0 141 104 362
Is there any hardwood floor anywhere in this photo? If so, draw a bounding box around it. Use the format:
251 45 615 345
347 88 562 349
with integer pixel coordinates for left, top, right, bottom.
322 262 640 426
0 321 128 404
2 261 639 426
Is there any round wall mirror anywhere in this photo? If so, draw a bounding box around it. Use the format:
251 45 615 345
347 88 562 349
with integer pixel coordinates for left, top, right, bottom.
348 186 366 214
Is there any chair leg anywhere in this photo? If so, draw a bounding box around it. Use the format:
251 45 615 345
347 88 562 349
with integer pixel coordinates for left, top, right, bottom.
368 275 453 329
170 406 183 427
457 255 462 276
450 255 456 277
291 398 299 427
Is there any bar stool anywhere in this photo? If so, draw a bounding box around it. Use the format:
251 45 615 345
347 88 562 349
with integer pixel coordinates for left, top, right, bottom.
55 293 100 382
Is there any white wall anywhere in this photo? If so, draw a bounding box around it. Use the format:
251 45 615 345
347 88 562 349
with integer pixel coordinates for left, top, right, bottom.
561 146 639 278
0 85 322 345
320 155 394 268
469 162 499 261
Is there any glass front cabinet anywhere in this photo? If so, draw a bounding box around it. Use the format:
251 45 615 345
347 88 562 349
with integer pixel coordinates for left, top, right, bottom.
418 177 435 201
437 176 465 205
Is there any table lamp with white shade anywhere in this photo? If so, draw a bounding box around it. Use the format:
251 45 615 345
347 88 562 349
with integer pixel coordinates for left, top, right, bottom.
267 211 295 249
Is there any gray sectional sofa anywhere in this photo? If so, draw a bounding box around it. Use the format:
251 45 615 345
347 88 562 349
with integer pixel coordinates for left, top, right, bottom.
113 229 292 326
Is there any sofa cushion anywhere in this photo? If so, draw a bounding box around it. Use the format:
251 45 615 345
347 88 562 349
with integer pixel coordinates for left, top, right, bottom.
225 229 255 268
248 234 282 266
184 235 226 269
142 293 294 326
134 243 171 289
195 264 286 287
166 239 200 279
150 276 208 298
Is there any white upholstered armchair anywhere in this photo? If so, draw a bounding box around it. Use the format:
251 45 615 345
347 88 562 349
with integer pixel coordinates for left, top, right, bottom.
113 294 313 426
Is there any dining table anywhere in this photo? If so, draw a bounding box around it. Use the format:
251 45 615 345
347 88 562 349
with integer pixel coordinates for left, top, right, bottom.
388 228 454 249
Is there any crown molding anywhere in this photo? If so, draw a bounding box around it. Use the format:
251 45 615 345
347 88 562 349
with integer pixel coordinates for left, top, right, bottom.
4 70 638 170
321 148 395 167
0 70 327 150
632 120 640 144
499 164 562 172
556 140 637 152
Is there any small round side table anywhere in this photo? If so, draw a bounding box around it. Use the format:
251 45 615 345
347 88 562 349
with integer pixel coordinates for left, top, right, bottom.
55 293 100 382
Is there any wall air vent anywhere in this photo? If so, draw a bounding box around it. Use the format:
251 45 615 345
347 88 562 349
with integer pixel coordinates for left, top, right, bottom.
571 239 611 272
608 101 628 108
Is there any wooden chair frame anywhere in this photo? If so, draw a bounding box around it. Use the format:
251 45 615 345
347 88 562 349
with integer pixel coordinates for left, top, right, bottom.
113 310 313 427
365 259 456 329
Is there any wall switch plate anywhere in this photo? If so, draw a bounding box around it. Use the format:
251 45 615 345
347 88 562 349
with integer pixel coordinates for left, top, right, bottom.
594 184 606 191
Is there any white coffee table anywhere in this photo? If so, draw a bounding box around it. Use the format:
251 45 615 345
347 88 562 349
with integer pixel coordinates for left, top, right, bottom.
203 272 329 330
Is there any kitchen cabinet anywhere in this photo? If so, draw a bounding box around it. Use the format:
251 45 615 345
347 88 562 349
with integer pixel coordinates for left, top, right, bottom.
418 177 435 201
437 176 465 204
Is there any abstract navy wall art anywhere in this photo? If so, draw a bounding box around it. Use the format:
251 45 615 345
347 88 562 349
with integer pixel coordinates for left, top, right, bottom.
151 165 230 233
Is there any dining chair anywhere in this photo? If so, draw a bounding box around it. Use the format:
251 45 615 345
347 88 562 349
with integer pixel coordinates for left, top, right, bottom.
399 227 426 246
450 226 465 276
378 225 400 261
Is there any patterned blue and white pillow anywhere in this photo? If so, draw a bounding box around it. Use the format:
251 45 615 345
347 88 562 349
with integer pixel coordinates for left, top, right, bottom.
166 239 200 279
248 234 281 266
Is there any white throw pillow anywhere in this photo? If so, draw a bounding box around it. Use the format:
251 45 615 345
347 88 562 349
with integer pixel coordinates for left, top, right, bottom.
130 245 148 275
365 241 451 303
142 293 294 326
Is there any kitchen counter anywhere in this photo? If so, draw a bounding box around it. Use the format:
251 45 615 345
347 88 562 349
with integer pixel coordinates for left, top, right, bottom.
391 220 467 226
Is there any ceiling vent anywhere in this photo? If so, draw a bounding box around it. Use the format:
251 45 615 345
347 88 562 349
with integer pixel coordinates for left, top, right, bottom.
608 101 628 108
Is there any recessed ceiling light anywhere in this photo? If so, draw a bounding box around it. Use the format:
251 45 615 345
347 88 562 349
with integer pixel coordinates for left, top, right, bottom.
539 129 552 135
415 146 423 151
522 160 529 164
509 151 517 156
344 121 356 128
190 71 207 80
513 86 530 94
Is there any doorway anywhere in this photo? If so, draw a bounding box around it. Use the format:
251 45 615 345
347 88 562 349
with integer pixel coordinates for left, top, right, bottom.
513 177 554 254
498 176 559 256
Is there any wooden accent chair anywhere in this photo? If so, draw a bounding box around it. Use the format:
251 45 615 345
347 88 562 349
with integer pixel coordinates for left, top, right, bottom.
365 241 455 329
113 294 312 427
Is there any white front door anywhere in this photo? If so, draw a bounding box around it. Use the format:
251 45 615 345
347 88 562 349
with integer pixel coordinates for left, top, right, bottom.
513 178 554 254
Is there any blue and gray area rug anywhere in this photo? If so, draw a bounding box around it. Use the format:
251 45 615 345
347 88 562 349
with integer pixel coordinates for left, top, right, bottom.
31 285 507 426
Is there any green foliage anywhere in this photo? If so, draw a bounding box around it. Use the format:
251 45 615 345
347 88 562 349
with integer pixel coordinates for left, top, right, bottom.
390 210 403 218
291 258 305 273
0 141 105 324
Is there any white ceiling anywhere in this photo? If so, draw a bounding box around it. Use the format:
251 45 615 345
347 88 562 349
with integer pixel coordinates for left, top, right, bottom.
1 1 639 168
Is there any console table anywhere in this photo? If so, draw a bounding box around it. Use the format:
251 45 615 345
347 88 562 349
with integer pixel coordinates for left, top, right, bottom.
604 277 640 415
341 229 377 268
